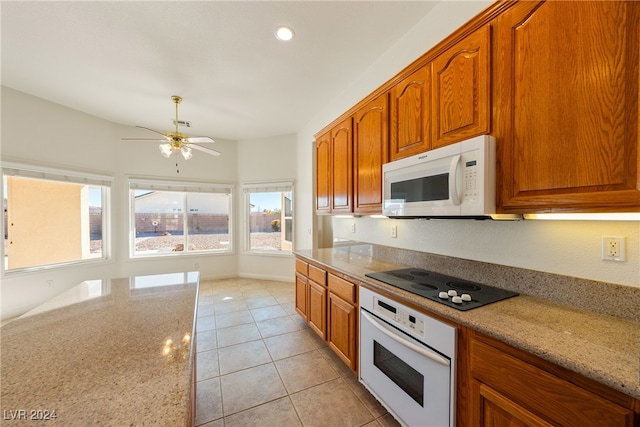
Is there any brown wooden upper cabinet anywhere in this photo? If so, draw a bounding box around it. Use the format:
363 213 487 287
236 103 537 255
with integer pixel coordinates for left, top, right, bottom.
354 93 389 214
315 117 353 214
315 132 331 214
389 66 431 160
331 118 353 214
495 1 640 213
432 25 491 149
316 1 640 215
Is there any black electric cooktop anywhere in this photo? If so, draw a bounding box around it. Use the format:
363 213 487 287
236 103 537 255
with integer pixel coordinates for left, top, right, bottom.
365 268 518 311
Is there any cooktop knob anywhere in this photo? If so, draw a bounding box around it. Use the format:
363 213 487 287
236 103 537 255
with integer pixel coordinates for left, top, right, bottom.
438 291 449 299
447 290 458 297
461 294 472 302
451 296 463 304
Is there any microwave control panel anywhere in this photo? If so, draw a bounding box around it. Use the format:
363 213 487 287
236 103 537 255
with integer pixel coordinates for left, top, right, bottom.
463 159 479 203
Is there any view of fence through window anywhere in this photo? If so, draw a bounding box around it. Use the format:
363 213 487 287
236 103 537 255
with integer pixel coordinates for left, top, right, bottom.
3 174 105 271
247 187 293 253
132 189 231 255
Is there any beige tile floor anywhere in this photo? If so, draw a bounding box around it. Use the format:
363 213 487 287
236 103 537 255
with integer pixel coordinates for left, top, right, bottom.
194 277 401 427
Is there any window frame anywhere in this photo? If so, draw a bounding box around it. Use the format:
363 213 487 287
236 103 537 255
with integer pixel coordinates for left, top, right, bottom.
242 181 294 256
128 177 234 258
1 161 112 276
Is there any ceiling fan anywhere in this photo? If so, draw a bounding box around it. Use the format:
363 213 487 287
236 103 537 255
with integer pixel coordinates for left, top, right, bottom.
122 95 221 160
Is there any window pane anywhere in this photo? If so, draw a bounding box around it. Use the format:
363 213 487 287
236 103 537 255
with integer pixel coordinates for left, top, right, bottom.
3 175 105 271
134 190 185 254
186 193 230 251
248 190 293 252
132 188 231 255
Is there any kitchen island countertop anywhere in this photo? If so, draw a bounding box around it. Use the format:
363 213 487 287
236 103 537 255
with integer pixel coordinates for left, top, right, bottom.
295 248 640 400
0 272 199 426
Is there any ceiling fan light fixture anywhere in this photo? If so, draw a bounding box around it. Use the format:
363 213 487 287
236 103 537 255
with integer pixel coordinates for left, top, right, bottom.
159 143 173 158
275 26 295 41
181 145 193 160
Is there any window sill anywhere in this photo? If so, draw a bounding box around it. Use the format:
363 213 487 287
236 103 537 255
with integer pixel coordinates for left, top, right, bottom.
242 250 294 258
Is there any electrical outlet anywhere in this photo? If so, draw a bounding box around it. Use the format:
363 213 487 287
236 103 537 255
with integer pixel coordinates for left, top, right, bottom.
602 236 626 262
45 280 54 288
390 225 397 238
351 223 356 233
194 262 200 269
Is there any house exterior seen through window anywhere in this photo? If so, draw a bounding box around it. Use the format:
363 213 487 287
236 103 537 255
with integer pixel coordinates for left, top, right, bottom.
130 180 232 256
2 165 110 272
243 182 293 254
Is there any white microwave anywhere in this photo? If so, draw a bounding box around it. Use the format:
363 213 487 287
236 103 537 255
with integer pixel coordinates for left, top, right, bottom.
383 135 509 219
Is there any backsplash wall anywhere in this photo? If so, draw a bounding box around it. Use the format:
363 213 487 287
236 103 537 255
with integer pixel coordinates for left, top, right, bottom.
332 216 640 288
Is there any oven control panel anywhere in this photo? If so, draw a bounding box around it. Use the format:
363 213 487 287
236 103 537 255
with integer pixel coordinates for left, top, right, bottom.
373 297 425 337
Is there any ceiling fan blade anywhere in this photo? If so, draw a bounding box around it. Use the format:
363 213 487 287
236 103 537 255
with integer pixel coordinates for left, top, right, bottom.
185 136 216 144
122 138 167 141
136 126 170 138
189 143 221 156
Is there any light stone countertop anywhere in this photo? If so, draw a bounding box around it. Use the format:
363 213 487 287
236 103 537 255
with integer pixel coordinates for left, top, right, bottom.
295 248 640 400
0 272 199 426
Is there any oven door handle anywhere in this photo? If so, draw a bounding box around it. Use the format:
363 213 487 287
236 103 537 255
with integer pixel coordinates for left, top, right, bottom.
362 311 450 367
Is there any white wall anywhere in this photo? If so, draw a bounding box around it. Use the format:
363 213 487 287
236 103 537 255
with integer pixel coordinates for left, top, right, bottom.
294 0 640 288
236 134 296 281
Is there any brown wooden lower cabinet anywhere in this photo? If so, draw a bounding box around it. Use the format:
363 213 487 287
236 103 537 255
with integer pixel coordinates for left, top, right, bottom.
307 280 327 339
327 291 357 371
468 332 636 427
294 272 307 319
294 256 358 374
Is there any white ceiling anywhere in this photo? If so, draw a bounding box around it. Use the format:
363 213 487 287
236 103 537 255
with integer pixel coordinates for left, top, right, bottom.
1 1 438 141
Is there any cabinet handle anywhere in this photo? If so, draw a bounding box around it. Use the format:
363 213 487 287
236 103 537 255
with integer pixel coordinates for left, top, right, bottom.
361 310 450 367
448 154 461 206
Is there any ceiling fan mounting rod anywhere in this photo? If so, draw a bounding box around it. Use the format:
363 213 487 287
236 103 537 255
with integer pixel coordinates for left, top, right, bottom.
172 95 182 135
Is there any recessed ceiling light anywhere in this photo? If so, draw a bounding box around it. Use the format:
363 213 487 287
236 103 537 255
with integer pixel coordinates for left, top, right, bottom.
275 26 295 41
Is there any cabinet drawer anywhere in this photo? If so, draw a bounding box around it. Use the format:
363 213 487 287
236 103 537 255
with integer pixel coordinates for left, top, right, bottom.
308 264 327 286
328 274 356 303
295 259 308 276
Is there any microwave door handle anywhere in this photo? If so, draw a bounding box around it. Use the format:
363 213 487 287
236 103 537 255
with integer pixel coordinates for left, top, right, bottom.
448 154 461 205
361 311 450 367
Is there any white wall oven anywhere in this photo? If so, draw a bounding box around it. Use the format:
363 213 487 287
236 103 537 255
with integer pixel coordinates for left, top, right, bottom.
359 287 456 427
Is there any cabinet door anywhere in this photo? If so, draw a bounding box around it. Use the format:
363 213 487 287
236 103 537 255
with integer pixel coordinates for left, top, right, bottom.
294 272 308 319
315 132 331 214
330 118 353 213
476 382 554 427
327 292 357 372
471 337 635 427
432 25 490 149
389 66 431 160
495 1 640 212
307 280 327 339
354 93 389 214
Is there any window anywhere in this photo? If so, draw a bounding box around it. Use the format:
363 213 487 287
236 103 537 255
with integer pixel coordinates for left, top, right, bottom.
129 179 233 256
2 163 111 272
243 182 293 254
